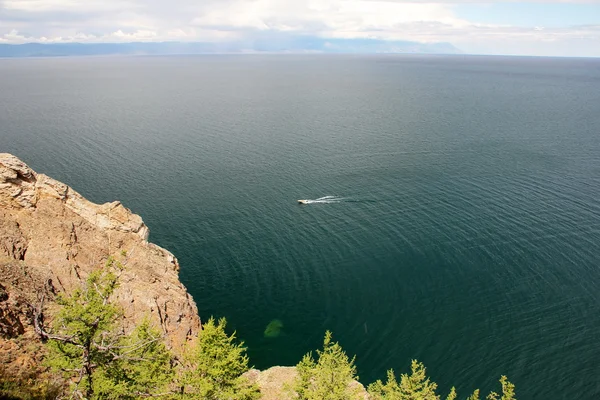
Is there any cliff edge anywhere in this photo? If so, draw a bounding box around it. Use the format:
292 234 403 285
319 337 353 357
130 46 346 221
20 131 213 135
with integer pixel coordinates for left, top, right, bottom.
0 153 200 355
0 154 371 399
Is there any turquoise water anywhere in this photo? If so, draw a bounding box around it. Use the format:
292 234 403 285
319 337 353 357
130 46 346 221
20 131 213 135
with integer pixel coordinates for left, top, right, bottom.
1 55 600 398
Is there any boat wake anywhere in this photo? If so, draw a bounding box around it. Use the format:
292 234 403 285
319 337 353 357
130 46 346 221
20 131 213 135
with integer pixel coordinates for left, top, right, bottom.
298 196 344 205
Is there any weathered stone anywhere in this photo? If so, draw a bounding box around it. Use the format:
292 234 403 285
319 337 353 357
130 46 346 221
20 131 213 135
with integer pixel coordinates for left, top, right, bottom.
0 153 200 352
0 216 27 260
243 366 369 400
0 165 18 182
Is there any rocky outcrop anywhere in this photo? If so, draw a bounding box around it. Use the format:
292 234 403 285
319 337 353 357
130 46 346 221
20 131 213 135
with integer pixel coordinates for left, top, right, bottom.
0 256 65 397
0 153 200 353
243 366 369 400
244 366 298 400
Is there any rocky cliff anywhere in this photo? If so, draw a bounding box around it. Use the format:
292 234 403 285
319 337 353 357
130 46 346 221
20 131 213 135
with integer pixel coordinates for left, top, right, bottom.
0 154 372 399
0 153 200 358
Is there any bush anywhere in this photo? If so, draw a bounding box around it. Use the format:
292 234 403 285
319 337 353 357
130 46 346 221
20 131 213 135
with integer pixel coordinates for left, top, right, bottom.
180 317 259 400
368 360 516 400
42 264 173 399
294 331 363 400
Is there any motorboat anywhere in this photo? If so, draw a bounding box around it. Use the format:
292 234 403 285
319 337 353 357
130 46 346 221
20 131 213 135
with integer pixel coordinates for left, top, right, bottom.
297 200 309 204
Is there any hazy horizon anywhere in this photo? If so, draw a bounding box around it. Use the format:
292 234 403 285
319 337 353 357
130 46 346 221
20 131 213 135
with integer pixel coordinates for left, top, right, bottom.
2 42 600 59
1 1 598 58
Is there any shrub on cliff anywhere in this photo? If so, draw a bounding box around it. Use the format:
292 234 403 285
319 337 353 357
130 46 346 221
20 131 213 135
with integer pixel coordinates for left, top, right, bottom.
0 362 63 400
367 360 448 400
38 260 174 399
293 331 363 400
367 360 516 400
92 320 174 399
180 317 260 400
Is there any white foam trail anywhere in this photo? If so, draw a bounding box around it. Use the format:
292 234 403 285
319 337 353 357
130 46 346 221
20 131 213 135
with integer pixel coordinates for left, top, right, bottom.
304 196 344 204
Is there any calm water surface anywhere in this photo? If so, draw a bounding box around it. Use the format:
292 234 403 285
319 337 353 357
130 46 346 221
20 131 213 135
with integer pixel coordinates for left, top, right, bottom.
1 55 600 399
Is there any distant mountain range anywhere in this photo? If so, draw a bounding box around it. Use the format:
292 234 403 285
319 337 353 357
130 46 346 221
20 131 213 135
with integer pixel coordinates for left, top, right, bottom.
0 39 460 57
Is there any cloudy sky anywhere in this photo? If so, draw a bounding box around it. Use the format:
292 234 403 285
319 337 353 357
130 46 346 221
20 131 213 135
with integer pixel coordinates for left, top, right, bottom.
1 0 599 56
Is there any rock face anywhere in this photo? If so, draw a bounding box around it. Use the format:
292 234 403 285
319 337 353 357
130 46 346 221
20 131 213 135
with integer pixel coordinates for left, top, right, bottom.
244 366 298 400
0 257 62 394
0 153 200 352
244 366 369 400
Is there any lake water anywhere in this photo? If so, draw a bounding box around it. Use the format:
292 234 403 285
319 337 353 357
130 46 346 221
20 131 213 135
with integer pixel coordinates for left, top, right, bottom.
1 54 600 399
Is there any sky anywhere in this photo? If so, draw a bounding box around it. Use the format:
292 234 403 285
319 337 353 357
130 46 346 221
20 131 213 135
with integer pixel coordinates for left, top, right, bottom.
0 0 599 57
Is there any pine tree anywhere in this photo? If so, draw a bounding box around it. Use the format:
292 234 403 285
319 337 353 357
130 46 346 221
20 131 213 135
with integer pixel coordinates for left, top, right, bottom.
42 268 120 398
367 360 441 400
294 331 362 400
368 361 516 400
181 317 259 400
467 389 481 400
445 387 457 400
486 376 516 400
38 260 174 399
93 320 174 399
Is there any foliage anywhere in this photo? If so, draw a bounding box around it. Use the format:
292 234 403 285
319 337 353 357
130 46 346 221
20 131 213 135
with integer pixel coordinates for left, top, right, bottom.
0 365 63 400
368 361 516 400
294 331 362 400
367 360 441 400
93 320 174 399
485 376 516 400
445 387 457 400
43 261 173 399
181 317 259 400
44 267 120 398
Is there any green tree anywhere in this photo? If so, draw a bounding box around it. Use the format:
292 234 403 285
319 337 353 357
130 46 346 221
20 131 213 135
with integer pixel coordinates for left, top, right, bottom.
368 360 516 400
41 268 120 398
485 376 516 400
294 331 362 400
181 317 259 400
367 360 442 400
93 320 174 399
445 387 457 400
467 389 481 400
37 261 173 399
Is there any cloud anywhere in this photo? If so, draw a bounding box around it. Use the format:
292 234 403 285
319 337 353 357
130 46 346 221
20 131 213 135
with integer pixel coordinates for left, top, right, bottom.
363 0 600 2
0 0 463 41
0 28 186 44
1 0 599 56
